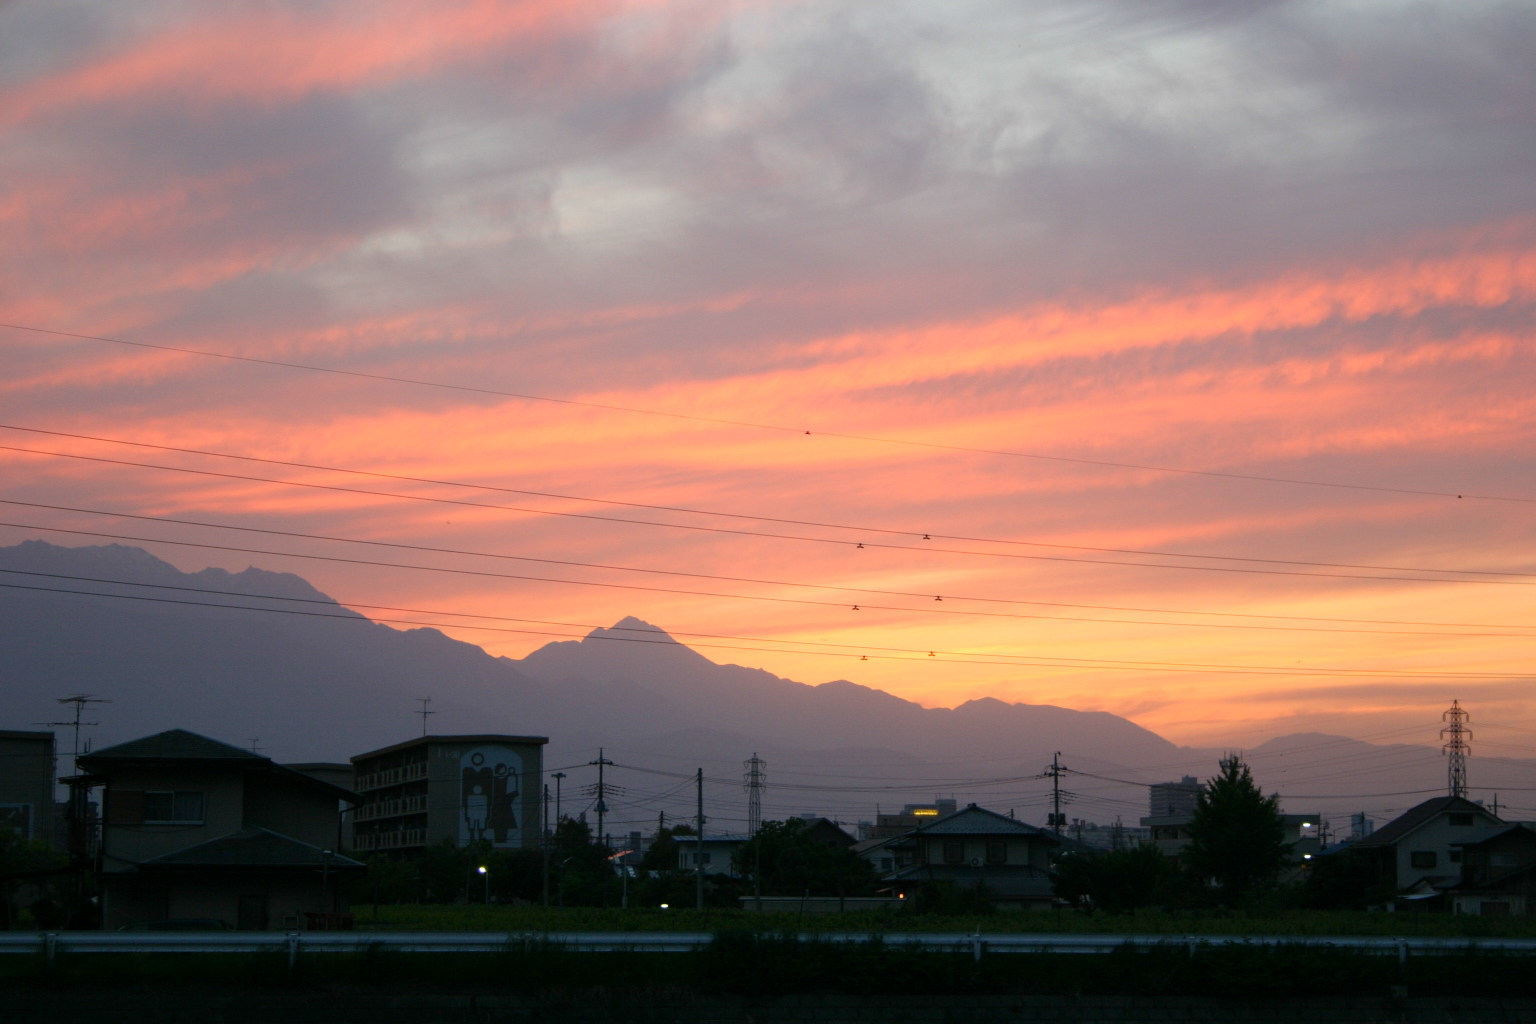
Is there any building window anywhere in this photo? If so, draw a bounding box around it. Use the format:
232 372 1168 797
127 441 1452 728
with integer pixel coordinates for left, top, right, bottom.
986 841 1008 865
1449 850 1462 863
1410 850 1437 869
1448 813 1474 826
943 841 965 865
143 791 204 824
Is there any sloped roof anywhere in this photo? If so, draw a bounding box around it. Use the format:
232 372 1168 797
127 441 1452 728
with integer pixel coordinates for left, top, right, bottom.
79 729 358 802
679 833 752 844
140 827 364 870
908 803 1059 843
82 729 264 763
1352 795 1500 849
1451 822 1536 850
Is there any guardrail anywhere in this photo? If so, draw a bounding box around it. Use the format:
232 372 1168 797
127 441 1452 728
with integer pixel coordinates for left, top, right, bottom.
6 930 1536 966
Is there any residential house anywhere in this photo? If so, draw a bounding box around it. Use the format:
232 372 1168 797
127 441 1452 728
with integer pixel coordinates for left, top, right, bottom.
1447 823 1536 916
861 803 1060 910
677 833 751 877
1349 795 1505 903
350 734 547 856
76 729 362 931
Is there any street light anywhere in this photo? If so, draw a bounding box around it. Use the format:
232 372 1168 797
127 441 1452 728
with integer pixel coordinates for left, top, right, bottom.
477 865 489 904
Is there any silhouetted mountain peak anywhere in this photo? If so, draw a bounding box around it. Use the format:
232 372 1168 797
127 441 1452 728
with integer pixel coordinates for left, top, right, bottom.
587 617 683 645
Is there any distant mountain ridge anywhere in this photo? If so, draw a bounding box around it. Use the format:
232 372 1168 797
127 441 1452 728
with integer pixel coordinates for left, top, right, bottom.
1 540 1519 828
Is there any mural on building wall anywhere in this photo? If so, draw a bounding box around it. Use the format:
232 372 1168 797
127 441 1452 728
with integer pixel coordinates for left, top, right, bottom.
459 745 522 846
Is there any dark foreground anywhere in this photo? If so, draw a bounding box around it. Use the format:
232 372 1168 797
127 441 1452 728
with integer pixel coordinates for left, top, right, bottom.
12 990 1536 1023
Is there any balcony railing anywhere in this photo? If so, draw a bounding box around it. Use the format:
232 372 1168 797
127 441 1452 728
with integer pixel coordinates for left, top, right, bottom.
353 762 428 792
352 828 427 851
354 795 428 822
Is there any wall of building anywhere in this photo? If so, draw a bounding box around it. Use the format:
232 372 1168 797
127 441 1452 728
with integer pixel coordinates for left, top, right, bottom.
1394 813 1504 888
0 731 56 845
103 871 335 931
101 769 245 868
423 739 544 849
243 773 343 850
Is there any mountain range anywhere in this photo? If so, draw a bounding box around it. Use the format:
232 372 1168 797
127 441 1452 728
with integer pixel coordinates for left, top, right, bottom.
1 540 1521 833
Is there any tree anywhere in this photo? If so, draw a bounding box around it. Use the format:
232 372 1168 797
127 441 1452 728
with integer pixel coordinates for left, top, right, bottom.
731 819 878 898
1051 843 1179 915
638 824 695 876
1182 755 1290 906
0 825 69 928
549 816 616 906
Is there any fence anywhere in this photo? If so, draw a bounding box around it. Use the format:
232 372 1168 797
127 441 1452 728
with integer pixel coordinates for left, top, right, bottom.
6 930 1536 966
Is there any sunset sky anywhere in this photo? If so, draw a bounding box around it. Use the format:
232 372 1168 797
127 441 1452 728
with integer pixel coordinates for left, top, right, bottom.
3 0 1534 753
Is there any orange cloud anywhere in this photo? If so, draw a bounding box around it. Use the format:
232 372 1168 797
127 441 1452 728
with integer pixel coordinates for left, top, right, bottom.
1 1 644 125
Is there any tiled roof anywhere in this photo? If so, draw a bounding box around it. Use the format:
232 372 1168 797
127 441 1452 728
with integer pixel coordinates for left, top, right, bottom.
1352 796 1499 849
80 729 358 802
679 833 752 844
82 729 264 763
909 803 1058 842
1451 823 1536 849
140 827 364 870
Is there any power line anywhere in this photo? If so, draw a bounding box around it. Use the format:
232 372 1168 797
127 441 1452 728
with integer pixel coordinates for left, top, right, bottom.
5 503 1535 640
3 321 1530 505
4 571 1530 680
5 425 1531 580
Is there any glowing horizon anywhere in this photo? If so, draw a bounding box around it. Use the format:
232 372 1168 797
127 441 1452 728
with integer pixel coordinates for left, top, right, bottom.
3 0 1533 752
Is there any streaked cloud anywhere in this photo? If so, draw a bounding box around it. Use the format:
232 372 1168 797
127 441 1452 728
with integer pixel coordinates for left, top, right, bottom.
2 0 1533 750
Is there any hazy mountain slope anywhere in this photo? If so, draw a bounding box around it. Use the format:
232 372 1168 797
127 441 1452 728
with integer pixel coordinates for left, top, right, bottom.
3 540 1520 831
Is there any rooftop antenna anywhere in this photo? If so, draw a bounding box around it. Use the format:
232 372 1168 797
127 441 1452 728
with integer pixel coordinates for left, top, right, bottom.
416 697 436 736
1441 700 1471 798
38 694 111 762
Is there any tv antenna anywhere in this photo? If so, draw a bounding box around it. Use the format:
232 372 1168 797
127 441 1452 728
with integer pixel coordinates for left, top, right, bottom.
38 694 111 761
416 697 436 736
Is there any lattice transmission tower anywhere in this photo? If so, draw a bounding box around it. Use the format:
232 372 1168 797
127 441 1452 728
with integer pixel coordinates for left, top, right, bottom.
1441 700 1472 798
743 753 767 834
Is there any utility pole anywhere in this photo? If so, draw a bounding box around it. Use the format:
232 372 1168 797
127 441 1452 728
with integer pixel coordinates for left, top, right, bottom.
542 783 551 907
590 749 614 847
552 772 566 824
743 753 766 834
1441 700 1472 798
695 768 706 911
415 697 435 736
1044 751 1069 834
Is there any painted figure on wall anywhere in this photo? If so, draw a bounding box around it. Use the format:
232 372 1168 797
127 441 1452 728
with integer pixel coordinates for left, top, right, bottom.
460 746 521 846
